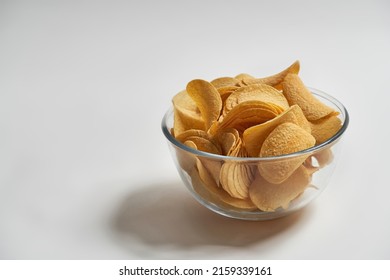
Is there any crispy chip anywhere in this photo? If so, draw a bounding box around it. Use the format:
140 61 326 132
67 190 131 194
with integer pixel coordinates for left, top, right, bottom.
235 73 255 80
210 100 280 134
218 135 256 199
217 86 240 105
282 74 336 121
243 105 310 157
174 140 198 173
310 115 342 144
249 166 311 211
175 129 222 155
243 60 300 89
211 77 240 88
192 161 257 210
186 79 222 130
172 90 205 135
219 160 256 199
223 84 289 116
196 157 221 189
215 128 240 156
258 122 315 184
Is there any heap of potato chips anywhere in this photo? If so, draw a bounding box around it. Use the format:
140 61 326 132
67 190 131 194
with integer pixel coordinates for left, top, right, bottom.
171 61 342 212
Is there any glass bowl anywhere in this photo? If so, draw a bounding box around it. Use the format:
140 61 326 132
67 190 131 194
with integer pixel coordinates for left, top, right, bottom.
162 88 349 220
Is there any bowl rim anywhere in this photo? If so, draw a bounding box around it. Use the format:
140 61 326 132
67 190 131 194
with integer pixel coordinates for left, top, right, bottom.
161 87 349 161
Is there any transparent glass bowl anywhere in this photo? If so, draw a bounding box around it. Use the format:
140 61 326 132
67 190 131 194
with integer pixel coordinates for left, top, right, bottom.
162 88 349 220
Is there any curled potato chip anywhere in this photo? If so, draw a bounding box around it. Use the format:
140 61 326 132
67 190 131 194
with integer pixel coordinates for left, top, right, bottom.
172 90 205 135
243 105 310 157
192 160 257 210
174 140 198 173
235 73 255 80
210 100 280 134
249 166 311 212
282 74 336 121
176 129 222 185
219 160 256 199
195 157 221 190
243 60 300 89
175 129 222 155
215 128 240 156
310 115 342 144
258 122 315 184
223 84 289 116
217 86 240 105
211 77 240 88
218 136 256 199
186 79 222 130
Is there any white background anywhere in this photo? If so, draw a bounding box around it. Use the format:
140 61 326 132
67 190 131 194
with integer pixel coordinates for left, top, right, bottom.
1 0 389 259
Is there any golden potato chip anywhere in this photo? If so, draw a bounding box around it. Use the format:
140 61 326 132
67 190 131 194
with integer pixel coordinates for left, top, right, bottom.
174 140 198 173
243 60 300 90
176 130 223 184
310 115 342 144
258 122 315 184
243 105 310 157
195 157 221 190
223 84 289 116
175 129 222 155
186 79 222 130
282 73 336 121
215 128 241 156
192 160 257 210
211 77 240 88
219 160 256 199
210 100 280 135
172 90 205 135
217 135 256 199
235 73 255 80
217 86 240 105
249 166 311 212
178 136 222 186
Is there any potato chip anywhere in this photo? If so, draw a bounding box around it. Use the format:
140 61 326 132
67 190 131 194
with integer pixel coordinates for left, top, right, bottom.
235 73 255 80
258 122 315 184
175 129 222 155
192 160 257 210
217 86 240 104
211 77 240 88
242 60 300 90
217 134 256 199
282 74 336 121
310 115 342 144
215 128 240 156
249 166 311 211
195 157 221 190
186 79 222 130
210 100 280 135
219 160 256 199
172 90 205 135
223 84 289 116
243 105 310 157
175 140 198 173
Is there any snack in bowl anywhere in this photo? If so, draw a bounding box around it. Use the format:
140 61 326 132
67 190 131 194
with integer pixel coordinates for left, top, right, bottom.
162 61 349 220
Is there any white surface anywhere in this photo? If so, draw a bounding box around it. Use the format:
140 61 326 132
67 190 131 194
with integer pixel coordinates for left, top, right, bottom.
1 0 389 259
